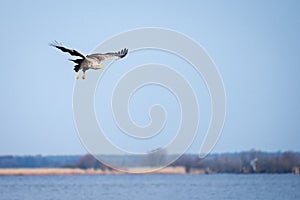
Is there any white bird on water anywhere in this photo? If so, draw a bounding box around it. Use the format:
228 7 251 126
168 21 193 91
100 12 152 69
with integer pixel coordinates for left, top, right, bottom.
50 41 128 79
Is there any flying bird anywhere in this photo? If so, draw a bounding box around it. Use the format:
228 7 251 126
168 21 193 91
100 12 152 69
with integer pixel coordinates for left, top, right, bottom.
49 41 128 79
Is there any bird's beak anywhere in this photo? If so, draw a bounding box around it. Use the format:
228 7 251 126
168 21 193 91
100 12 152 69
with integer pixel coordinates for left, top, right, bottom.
98 65 104 69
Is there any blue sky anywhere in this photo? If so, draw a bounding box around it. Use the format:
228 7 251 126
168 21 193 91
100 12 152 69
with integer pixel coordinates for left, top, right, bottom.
0 0 299 155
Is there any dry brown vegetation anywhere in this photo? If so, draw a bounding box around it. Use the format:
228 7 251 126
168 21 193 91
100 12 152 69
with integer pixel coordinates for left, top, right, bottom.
0 166 206 176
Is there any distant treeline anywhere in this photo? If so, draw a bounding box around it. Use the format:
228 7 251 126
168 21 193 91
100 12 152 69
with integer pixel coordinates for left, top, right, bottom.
171 151 300 174
0 151 299 174
0 155 80 168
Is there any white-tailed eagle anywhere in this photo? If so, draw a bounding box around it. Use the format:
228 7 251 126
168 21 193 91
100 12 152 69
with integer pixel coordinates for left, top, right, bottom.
50 41 128 79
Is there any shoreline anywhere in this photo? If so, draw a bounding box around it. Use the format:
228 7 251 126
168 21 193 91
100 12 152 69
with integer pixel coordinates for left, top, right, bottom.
1 168 298 176
0 167 206 176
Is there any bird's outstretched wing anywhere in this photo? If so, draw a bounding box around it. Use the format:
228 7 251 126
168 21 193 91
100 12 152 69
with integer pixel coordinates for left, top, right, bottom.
87 48 128 62
49 41 86 59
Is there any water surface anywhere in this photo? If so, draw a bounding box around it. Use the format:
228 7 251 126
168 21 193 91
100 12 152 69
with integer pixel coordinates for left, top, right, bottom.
0 174 299 200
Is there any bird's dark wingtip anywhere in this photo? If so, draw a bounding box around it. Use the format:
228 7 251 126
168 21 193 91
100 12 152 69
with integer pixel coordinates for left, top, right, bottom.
119 48 128 58
49 40 62 47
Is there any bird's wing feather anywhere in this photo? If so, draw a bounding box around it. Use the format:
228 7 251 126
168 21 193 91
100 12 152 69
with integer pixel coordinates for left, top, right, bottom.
49 41 86 59
87 48 128 62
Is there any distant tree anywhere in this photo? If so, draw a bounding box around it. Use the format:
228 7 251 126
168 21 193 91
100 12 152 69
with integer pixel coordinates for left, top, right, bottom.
73 154 105 170
144 148 167 167
278 151 299 173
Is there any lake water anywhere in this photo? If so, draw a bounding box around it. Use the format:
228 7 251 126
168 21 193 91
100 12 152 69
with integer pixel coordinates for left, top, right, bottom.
0 174 299 200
